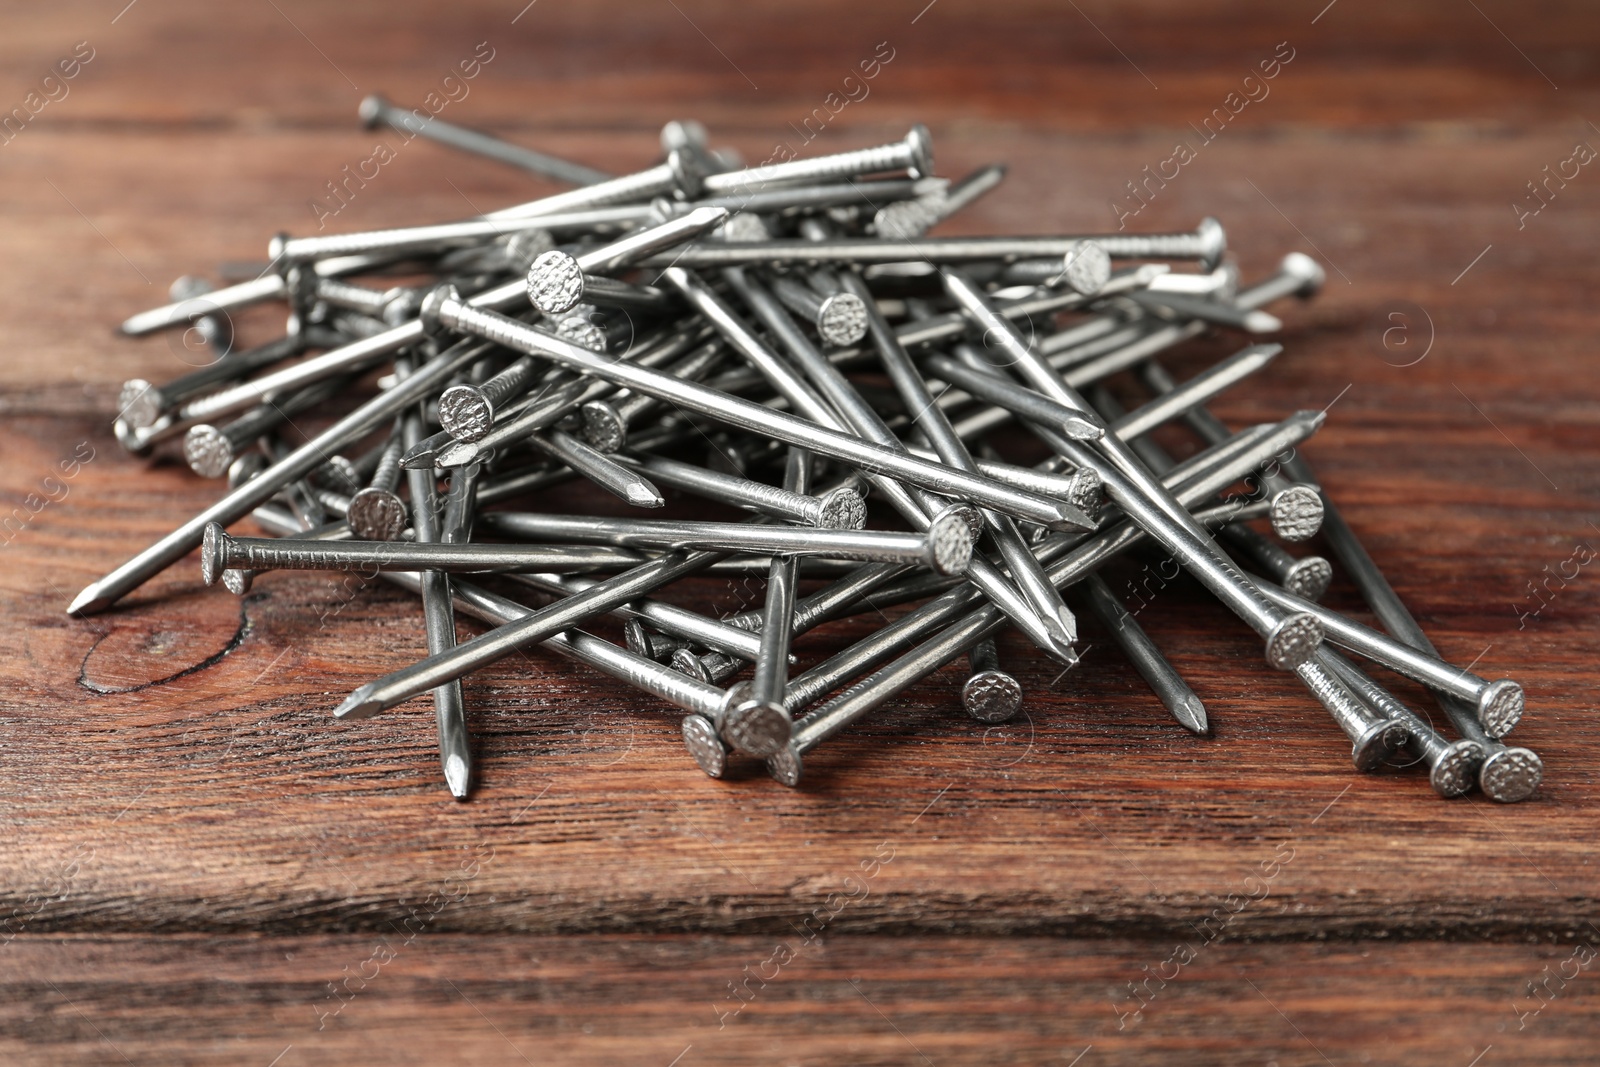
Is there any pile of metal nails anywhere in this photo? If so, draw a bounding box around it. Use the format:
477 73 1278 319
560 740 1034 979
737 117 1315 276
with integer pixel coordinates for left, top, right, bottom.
75 101 1541 803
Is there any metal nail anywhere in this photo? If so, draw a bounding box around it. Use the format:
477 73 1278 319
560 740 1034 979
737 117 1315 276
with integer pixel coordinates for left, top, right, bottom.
961 637 1023 724
873 163 1006 239
347 423 410 540
422 286 1097 533
618 450 866 529
402 383 474 798
1080 573 1208 735
1322 649 1482 796
767 274 869 347
359 93 612 186
1221 523 1333 601
479 509 973 575
942 270 1324 671
640 219 1225 270
1285 453 1540 801
1297 652 1414 774
696 125 934 198
727 447 810 757
334 547 730 720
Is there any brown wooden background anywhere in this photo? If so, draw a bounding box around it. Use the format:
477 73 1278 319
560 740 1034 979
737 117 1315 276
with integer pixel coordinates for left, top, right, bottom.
2 1 1598 1063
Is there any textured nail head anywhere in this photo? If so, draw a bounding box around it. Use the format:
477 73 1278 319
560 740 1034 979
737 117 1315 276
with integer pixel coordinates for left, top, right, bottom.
816 292 869 347
681 714 728 778
962 669 1023 723
346 487 408 541
721 213 770 242
200 522 228 587
1264 611 1323 670
927 505 977 577
1351 718 1411 772
555 312 608 352
816 486 868 530
1270 485 1324 542
1480 745 1542 803
1197 216 1227 270
1431 739 1485 798
579 401 627 453
437 384 496 442
526 250 586 315
118 379 164 429
1061 240 1112 296
183 425 237 479
1283 555 1334 601
872 197 941 240
622 619 692 661
1478 678 1525 737
726 697 792 758
670 647 713 684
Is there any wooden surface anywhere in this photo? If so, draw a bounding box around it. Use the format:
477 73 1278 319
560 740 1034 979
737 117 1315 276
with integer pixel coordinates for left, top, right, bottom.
3 1 1600 1063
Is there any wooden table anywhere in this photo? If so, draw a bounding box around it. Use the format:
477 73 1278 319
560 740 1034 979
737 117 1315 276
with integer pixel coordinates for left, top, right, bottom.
3 2 1597 1063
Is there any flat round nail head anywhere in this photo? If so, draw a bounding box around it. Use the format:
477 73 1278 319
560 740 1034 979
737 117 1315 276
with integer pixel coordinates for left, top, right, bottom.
962 670 1023 723
1265 612 1323 671
681 714 727 779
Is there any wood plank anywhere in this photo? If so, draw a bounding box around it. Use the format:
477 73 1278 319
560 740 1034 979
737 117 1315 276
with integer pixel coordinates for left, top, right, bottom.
2 120 1595 941
1 366 1596 939
2 1 1596 132
2 1 1600 1061
2 934 1596 1066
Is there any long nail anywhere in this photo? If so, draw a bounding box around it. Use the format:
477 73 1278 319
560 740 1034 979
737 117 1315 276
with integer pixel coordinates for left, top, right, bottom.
333 549 728 720
422 287 1096 533
1285 453 1539 801
961 637 1023 724
1322 649 1482 797
402 382 474 799
201 525 645 583
69 338 491 616
1221 524 1332 601
727 447 810 758
721 265 1082 660
1080 573 1208 735
942 270 1323 672
381 571 735 778
359 92 612 186
478 510 974 574
618 450 865 528
640 219 1226 270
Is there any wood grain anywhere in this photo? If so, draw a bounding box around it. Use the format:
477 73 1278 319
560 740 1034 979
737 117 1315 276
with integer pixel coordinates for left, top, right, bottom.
2 1 1599 1063
4 934 1598 1066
